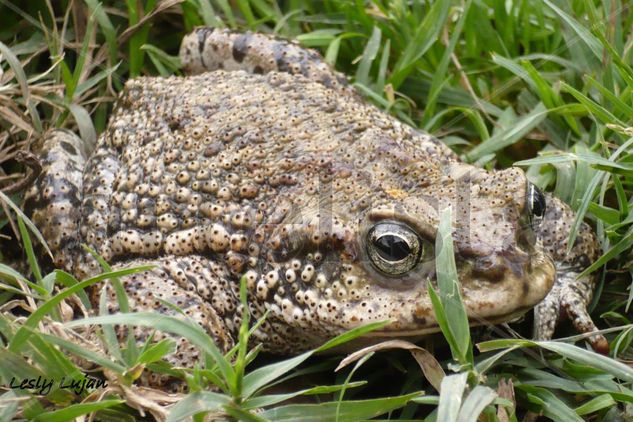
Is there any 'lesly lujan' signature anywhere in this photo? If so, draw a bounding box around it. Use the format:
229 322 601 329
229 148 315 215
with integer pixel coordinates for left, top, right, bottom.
8 376 108 395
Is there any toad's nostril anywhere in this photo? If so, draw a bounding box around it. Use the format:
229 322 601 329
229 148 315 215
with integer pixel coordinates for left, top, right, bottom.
472 255 507 281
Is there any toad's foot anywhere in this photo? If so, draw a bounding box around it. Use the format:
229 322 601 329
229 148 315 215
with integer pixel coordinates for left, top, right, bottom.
534 194 607 353
534 268 608 354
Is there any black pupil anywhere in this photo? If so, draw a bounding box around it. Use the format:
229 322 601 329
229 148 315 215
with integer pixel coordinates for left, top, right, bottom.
375 234 411 261
531 187 546 218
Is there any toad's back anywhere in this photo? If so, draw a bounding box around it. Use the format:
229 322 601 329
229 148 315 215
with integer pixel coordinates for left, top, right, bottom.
24 29 607 386
76 70 455 276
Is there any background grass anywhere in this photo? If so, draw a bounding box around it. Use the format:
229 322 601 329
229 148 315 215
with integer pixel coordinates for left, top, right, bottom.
0 0 632 420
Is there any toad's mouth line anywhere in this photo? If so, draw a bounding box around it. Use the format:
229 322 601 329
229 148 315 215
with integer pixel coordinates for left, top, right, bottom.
368 307 531 338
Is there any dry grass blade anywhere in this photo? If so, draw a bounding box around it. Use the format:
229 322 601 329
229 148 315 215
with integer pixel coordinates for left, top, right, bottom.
116 384 184 422
0 41 42 133
335 339 445 392
0 104 34 134
496 379 515 422
117 0 185 45
1 150 41 194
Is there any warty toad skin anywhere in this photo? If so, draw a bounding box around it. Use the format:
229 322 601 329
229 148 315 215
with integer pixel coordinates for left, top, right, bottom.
24 28 608 386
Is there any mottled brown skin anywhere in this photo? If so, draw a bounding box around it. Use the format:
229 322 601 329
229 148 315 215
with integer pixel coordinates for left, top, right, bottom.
24 28 607 386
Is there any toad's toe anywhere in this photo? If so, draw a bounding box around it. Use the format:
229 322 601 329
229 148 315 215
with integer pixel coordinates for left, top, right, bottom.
534 271 608 354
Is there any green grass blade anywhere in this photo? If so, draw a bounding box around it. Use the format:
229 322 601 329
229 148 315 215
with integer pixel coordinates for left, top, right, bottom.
67 12 96 101
16 216 41 282
98 284 124 364
243 382 366 409
0 191 53 260
4 327 82 383
191 0 223 27
54 270 92 310
235 0 257 28
335 352 374 421
137 339 176 365
437 372 468 422
141 44 181 76
421 0 472 125
231 275 251 399
0 391 19 421
242 351 313 398
75 63 121 96
521 386 583 422
222 405 267 422
38 332 126 373
560 82 623 126
543 0 603 60
389 0 451 89
0 347 47 383
578 227 633 278
355 26 381 87
516 152 633 171
166 391 231 422
32 400 125 422
258 392 422 421
478 339 633 382
0 263 44 294
83 0 118 65
574 393 616 416
585 75 633 121
64 312 235 389
613 175 629 219
83 244 137 362
68 103 97 148
435 207 471 365
566 169 604 255
466 103 548 162
456 385 497 422
8 266 152 352
315 320 391 352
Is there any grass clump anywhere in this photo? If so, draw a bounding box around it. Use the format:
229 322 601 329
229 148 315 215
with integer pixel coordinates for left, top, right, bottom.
0 0 632 420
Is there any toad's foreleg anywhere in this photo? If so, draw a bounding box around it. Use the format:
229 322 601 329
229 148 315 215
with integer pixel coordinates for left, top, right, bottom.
533 194 608 353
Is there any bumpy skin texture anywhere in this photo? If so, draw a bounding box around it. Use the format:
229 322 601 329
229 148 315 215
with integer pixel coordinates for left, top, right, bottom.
24 28 607 382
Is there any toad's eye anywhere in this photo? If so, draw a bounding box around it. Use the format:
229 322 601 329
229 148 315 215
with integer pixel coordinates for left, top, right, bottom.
527 183 546 223
367 222 422 276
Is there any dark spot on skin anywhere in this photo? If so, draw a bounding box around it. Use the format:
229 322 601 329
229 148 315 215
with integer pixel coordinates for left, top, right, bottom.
59 141 77 155
272 42 289 72
253 65 264 74
232 34 249 63
168 120 180 131
299 58 310 77
574 254 590 269
412 314 426 325
197 28 210 54
522 280 529 296
204 142 223 157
